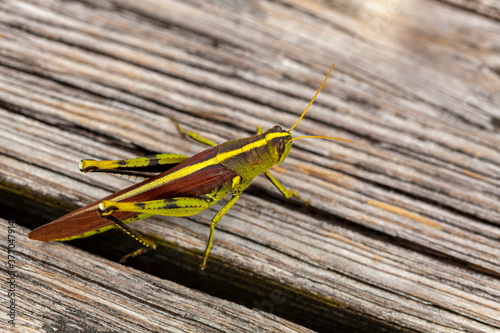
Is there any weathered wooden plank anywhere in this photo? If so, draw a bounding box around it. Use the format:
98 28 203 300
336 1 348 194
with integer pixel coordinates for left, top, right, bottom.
1 221 315 333
0 0 499 332
437 0 500 20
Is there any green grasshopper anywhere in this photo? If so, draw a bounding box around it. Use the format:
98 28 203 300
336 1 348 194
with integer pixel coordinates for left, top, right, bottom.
29 63 351 269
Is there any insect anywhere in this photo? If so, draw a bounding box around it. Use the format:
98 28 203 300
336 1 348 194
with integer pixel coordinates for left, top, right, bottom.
29 63 351 269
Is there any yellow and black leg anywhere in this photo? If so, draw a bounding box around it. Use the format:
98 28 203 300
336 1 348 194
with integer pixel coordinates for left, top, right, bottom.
98 197 216 219
79 153 190 176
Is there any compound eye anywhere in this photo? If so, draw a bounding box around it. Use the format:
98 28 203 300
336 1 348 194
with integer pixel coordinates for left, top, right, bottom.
276 139 286 157
273 125 283 132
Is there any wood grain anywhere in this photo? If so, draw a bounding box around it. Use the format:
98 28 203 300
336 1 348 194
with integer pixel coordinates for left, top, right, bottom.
0 0 499 332
1 221 314 333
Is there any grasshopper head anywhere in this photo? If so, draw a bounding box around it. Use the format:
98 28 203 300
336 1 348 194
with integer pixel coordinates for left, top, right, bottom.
264 126 293 165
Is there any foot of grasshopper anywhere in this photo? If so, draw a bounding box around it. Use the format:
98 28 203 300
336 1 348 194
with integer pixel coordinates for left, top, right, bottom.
119 246 156 263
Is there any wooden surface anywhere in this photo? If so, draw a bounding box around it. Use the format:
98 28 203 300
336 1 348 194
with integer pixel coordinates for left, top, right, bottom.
1 221 315 333
0 0 499 332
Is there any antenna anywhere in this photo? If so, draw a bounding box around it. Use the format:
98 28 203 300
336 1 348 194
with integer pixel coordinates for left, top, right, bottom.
288 62 335 133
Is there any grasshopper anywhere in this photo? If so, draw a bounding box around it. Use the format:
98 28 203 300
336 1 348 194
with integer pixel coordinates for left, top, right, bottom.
29 63 351 269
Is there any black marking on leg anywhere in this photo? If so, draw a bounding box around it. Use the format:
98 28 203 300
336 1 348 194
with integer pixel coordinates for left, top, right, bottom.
135 202 146 209
147 157 160 166
163 202 180 209
98 204 119 216
199 195 215 203
81 165 98 173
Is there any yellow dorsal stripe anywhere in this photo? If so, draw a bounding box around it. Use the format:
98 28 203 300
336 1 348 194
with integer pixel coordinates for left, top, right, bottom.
266 132 289 141
113 157 219 201
217 139 266 161
217 132 289 162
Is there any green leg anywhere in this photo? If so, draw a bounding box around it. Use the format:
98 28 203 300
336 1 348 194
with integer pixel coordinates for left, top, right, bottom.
171 117 217 147
265 171 309 204
256 126 263 134
201 194 240 270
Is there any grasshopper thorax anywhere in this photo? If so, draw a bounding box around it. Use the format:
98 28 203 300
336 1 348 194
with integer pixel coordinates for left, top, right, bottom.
264 126 292 165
